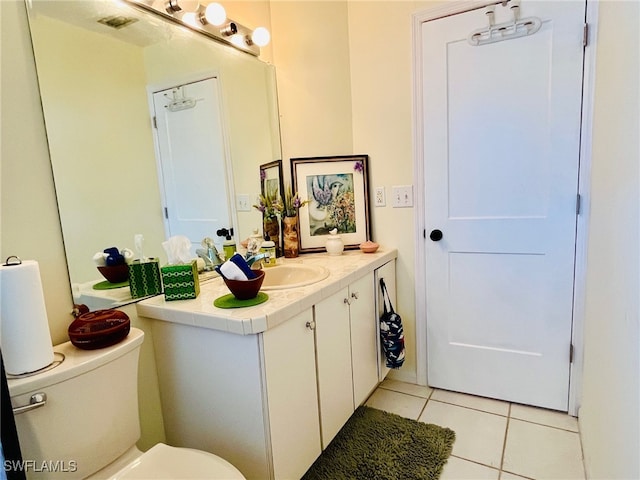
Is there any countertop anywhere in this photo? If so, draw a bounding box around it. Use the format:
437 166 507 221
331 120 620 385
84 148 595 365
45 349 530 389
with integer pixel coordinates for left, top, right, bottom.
136 248 397 335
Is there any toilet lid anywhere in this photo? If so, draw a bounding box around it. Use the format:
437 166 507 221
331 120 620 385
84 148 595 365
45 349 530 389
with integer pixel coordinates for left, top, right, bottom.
115 443 246 479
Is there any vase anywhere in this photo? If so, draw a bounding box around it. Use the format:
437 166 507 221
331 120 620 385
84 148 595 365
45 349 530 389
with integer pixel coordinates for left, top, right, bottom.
263 217 280 255
283 216 299 258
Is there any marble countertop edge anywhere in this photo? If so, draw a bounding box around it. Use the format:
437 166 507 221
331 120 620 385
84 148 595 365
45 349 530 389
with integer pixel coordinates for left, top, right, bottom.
136 248 397 335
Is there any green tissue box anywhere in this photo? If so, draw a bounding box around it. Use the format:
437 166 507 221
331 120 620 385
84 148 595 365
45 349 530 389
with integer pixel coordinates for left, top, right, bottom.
128 258 163 299
161 260 200 301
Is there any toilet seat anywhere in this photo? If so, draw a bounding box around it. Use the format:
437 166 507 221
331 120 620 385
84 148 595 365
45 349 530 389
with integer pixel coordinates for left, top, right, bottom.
111 443 246 479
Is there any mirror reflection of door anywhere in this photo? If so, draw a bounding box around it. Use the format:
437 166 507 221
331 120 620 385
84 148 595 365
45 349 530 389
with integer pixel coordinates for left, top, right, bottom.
152 78 231 254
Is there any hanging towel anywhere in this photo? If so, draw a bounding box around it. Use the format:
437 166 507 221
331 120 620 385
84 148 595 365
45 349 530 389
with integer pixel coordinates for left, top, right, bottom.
215 253 256 281
379 278 405 369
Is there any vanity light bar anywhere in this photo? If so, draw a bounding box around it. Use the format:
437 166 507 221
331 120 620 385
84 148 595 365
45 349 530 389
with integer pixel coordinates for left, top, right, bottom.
125 0 265 56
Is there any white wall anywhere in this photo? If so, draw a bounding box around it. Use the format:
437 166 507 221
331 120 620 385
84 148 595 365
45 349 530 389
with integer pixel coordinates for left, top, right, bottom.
270 0 354 172
578 2 640 478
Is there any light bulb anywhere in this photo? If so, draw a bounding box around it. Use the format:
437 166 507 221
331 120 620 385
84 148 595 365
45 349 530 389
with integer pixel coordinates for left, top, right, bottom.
182 12 199 26
230 34 246 49
204 2 226 26
251 26 270 47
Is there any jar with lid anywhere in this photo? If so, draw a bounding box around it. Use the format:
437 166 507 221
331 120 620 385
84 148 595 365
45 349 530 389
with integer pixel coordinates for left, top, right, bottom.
325 229 344 256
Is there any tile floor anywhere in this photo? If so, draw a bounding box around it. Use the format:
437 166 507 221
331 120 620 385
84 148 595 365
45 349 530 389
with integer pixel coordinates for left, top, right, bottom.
365 379 586 480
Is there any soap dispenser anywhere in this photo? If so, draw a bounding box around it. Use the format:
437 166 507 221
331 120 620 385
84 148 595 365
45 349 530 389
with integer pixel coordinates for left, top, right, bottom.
216 227 236 260
325 228 344 256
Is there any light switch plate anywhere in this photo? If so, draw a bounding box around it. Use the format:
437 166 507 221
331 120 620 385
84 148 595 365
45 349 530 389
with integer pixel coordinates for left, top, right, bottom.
236 194 251 212
374 186 386 207
392 185 414 208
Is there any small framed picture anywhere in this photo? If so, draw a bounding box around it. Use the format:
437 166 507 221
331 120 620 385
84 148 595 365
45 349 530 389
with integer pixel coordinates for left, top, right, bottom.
291 154 370 253
259 160 284 205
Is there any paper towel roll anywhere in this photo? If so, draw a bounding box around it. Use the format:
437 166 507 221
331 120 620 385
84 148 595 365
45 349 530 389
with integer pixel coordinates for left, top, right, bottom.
0 259 54 375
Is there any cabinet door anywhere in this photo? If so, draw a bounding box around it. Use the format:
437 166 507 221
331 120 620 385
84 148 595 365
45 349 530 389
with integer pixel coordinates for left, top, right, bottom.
349 272 378 406
315 287 354 448
262 309 321 480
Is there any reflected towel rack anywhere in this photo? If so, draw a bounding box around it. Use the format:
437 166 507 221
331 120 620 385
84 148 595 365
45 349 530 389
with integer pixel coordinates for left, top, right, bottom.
164 86 201 112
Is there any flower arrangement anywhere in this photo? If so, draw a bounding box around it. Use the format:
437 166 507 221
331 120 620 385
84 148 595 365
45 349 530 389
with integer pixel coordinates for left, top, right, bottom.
283 185 309 218
253 191 283 220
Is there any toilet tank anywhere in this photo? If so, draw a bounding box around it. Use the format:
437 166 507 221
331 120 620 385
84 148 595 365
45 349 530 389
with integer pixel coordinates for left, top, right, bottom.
7 328 144 479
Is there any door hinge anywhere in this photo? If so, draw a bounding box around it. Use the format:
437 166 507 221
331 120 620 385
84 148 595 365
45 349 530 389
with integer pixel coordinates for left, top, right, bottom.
164 207 168 219
576 193 581 215
152 116 158 129
569 343 574 363
583 23 589 47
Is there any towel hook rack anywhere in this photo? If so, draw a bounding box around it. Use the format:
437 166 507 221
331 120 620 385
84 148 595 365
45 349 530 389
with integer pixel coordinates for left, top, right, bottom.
468 2 541 47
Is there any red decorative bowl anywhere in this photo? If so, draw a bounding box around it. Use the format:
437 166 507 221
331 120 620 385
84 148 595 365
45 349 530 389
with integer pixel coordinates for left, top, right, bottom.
97 264 129 283
222 270 265 300
359 240 379 253
68 309 130 350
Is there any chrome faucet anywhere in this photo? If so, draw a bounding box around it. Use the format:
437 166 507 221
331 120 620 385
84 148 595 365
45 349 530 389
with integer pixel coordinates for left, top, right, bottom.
196 237 223 271
245 252 267 269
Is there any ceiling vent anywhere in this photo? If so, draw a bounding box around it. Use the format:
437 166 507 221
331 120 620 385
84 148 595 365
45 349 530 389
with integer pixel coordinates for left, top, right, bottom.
97 15 139 30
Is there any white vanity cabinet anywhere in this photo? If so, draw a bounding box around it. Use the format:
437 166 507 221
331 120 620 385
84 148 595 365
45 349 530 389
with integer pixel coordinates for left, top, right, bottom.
314 271 378 447
146 253 397 480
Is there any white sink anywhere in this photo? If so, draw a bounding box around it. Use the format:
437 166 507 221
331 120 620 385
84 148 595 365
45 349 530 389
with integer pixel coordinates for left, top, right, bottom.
261 264 329 290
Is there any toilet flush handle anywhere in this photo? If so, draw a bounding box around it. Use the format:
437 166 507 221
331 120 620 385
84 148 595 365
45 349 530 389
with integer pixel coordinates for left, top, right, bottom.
13 392 47 415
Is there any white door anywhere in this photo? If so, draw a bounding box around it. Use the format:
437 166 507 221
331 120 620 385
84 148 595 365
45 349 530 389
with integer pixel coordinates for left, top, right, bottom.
152 78 231 252
423 2 585 411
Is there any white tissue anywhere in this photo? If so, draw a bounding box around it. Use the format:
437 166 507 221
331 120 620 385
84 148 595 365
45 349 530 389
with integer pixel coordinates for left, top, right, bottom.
134 234 146 262
93 252 108 266
162 235 193 265
121 248 134 264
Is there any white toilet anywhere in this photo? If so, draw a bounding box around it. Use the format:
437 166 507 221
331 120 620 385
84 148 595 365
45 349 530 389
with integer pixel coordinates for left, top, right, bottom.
7 327 246 479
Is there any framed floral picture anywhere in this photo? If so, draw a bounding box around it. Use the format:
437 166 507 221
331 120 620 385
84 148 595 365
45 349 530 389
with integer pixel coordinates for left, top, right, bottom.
291 154 370 253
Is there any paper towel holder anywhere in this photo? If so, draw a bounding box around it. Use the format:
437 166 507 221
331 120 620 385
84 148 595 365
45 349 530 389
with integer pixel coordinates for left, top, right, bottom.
3 256 22 267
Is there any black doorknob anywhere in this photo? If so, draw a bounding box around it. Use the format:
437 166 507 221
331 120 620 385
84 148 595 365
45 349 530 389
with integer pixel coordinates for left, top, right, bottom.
429 229 443 241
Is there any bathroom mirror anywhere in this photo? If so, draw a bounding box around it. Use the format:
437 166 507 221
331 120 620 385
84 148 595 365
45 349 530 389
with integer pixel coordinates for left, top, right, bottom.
26 0 280 289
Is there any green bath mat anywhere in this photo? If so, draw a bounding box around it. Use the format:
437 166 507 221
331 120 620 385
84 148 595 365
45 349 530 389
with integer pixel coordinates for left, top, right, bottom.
302 406 455 480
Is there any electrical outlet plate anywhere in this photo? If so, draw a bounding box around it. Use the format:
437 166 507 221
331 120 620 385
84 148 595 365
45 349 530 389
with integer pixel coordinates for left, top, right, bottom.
374 186 386 207
392 185 414 208
236 194 251 212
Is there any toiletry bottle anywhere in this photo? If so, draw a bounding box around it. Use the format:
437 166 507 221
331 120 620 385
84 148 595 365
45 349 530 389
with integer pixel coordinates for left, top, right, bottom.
223 234 236 260
260 235 277 267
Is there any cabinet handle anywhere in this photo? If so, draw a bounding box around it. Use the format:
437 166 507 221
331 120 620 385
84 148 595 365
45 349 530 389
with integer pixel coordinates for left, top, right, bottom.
305 320 316 330
13 392 47 415
351 292 359 300
343 298 351 305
